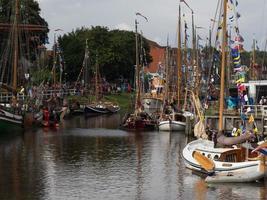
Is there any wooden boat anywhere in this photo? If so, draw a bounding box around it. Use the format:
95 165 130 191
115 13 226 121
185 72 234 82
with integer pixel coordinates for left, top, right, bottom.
81 42 120 116
182 0 267 183
121 17 156 131
158 6 194 132
121 112 156 131
84 102 120 115
0 0 47 131
183 139 267 183
0 105 23 131
159 112 186 131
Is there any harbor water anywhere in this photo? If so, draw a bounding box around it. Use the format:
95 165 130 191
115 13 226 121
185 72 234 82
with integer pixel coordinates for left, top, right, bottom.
0 114 266 200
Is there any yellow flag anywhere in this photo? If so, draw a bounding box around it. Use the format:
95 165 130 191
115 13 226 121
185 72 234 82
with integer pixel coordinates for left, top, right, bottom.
248 115 254 124
236 77 245 84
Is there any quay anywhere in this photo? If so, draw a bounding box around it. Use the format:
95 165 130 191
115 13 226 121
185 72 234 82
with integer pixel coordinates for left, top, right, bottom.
204 105 267 135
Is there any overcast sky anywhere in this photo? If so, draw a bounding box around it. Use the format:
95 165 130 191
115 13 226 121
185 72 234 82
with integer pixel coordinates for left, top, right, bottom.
37 0 267 50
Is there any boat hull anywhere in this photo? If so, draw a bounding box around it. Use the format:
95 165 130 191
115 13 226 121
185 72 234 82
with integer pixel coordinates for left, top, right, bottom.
121 120 155 131
84 104 120 115
158 120 186 131
0 108 23 132
182 139 267 183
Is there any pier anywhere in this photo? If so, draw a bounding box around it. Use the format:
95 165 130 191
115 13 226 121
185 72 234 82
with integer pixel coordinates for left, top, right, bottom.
204 105 267 135
0 89 77 103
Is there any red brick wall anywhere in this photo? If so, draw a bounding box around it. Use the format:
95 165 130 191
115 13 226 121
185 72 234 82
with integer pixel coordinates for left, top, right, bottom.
147 42 166 73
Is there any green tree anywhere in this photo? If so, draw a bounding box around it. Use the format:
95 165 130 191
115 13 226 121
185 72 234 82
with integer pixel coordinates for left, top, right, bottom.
58 26 152 83
0 0 49 85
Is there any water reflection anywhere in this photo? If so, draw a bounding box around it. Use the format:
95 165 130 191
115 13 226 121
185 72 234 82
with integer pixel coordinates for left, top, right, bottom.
0 115 266 200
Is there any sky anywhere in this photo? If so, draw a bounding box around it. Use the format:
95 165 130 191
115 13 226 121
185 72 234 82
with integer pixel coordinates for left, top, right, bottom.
37 0 267 51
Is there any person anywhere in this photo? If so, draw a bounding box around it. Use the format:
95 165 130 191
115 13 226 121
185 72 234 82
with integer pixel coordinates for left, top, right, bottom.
231 121 242 137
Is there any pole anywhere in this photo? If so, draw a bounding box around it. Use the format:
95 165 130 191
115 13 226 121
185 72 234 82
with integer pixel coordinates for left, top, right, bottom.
183 18 188 111
53 33 57 87
218 0 227 131
191 11 196 66
177 5 182 108
13 0 19 90
135 19 141 112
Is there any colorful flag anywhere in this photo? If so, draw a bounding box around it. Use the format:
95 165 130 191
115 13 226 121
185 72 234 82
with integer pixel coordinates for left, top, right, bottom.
248 115 254 124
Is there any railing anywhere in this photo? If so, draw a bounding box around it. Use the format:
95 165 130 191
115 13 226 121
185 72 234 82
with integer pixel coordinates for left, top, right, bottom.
0 89 77 103
242 105 267 117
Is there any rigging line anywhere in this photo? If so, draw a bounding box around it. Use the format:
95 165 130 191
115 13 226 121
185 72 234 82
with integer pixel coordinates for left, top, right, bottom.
203 0 223 115
231 0 239 34
205 0 222 88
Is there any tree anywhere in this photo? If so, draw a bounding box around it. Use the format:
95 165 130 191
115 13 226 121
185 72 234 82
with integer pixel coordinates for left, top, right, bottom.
58 26 152 83
0 0 49 85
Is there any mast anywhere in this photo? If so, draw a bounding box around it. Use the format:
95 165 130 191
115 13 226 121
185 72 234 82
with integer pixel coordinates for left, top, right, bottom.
218 0 227 131
191 11 196 66
177 5 182 108
251 38 256 80
165 39 170 102
183 17 188 111
140 31 144 97
12 0 20 90
52 33 57 87
95 55 100 101
135 19 141 112
84 39 89 86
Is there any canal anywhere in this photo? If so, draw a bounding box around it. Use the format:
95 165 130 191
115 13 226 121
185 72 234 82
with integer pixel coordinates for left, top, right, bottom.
0 114 266 200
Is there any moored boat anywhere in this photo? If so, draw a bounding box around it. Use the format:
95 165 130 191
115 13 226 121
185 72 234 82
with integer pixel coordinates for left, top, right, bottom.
0 105 23 131
121 112 156 131
84 102 120 115
158 112 186 131
182 138 267 183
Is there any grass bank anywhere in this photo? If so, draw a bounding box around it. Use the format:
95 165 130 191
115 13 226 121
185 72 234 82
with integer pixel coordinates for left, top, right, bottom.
67 92 134 112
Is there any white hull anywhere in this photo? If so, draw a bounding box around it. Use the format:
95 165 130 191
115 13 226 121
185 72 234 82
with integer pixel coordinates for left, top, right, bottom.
158 120 186 131
182 139 266 183
0 107 23 125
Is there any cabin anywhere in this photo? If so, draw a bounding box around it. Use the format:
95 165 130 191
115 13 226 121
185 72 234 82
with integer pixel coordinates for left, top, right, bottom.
244 80 267 104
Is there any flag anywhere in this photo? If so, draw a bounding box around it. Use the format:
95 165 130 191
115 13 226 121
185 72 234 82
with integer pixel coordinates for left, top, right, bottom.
237 84 246 91
236 77 245 84
185 22 188 29
248 115 254 124
55 29 63 31
235 35 244 43
136 12 148 22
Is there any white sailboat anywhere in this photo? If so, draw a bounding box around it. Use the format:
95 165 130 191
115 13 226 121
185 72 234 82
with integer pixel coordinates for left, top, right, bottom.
158 5 193 132
182 0 267 183
183 139 266 183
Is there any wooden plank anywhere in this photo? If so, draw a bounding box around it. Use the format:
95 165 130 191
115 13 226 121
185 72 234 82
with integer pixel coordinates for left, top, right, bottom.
192 151 215 173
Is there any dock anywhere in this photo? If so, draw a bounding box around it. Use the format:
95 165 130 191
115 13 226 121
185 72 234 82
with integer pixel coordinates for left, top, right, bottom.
204 105 267 135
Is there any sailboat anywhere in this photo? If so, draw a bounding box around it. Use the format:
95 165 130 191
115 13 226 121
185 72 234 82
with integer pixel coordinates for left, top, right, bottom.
158 5 193 132
121 19 156 131
0 0 47 131
182 0 267 183
84 53 120 115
